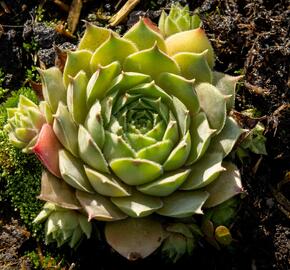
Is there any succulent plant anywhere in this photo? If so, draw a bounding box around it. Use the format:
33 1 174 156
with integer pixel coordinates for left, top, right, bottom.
5 4 244 261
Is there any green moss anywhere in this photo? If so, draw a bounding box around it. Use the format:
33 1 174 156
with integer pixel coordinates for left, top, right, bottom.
0 87 43 237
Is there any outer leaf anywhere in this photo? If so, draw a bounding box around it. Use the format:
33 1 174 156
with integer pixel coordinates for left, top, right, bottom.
76 190 127 221
203 162 243 208
86 62 121 106
123 44 180 81
181 152 225 190
63 50 92 88
105 218 164 260
165 28 215 68
186 112 215 165
195 83 227 134
111 191 163 217
157 191 209 218
33 124 62 177
78 22 111 51
173 51 212 82
157 72 200 115
110 158 163 185
38 170 81 210
137 168 191 197
213 72 243 111
208 117 243 157
90 33 137 70
59 149 94 193
67 71 88 124
38 67 66 113
53 103 79 157
78 125 109 173
124 19 167 52
84 166 131 197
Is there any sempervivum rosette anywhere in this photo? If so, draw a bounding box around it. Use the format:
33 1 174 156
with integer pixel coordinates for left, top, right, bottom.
5 5 244 260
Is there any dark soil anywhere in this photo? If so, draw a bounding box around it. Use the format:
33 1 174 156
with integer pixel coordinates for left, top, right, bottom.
0 0 289 269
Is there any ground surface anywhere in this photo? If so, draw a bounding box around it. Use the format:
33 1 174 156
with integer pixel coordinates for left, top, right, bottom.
0 0 289 269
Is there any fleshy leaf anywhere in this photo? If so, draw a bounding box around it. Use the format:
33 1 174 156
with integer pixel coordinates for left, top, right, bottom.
126 133 156 152
76 190 127 221
204 162 243 208
110 158 163 185
123 44 180 81
78 125 109 172
53 103 79 157
59 149 94 193
163 131 191 171
165 28 215 68
111 191 163 217
78 22 111 51
67 71 88 124
33 124 62 177
84 101 105 149
213 72 242 111
124 19 167 52
181 152 225 190
90 33 137 70
173 51 212 82
187 112 215 165
195 83 227 134
157 191 209 218
84 166 131 197
136 140 173 164
105 218 164 260
38 67 66 113
86 62 121 106
38 170 81 210
103 132 135 161
208 117 243 157
137 168 191 197
157 72 199 115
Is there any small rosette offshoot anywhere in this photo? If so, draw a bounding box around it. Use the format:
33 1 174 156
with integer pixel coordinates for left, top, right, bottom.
5 3 245 261
34 202 92 248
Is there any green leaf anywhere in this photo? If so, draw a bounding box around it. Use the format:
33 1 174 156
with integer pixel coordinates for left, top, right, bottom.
84 101 105 149
59 149 94 193
213 72 242 111
124 19 167 52
90 33 137 70
78 125 109 173
187 112 215 165
105 218 164 260
111 191 163 217
126 133 156 151
163 131 191 171
157 191 209 218
123 44 180 81
84 166 131 197
157 72 200 115
103 132 135 161
38 67 66 113
181 152 225 190
67 71 88 124
195 83 227 134
76 190 127 221
203 162 243 208
136 140 173 164
110 158 163 185
78 22 111 51
86 61 121 107
137 168 191 196
165 28 215 68
63 50 92 88
53 103 79 157
173 51 212 82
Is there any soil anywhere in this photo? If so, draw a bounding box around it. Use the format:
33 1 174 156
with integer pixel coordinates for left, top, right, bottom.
0 0 289 269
